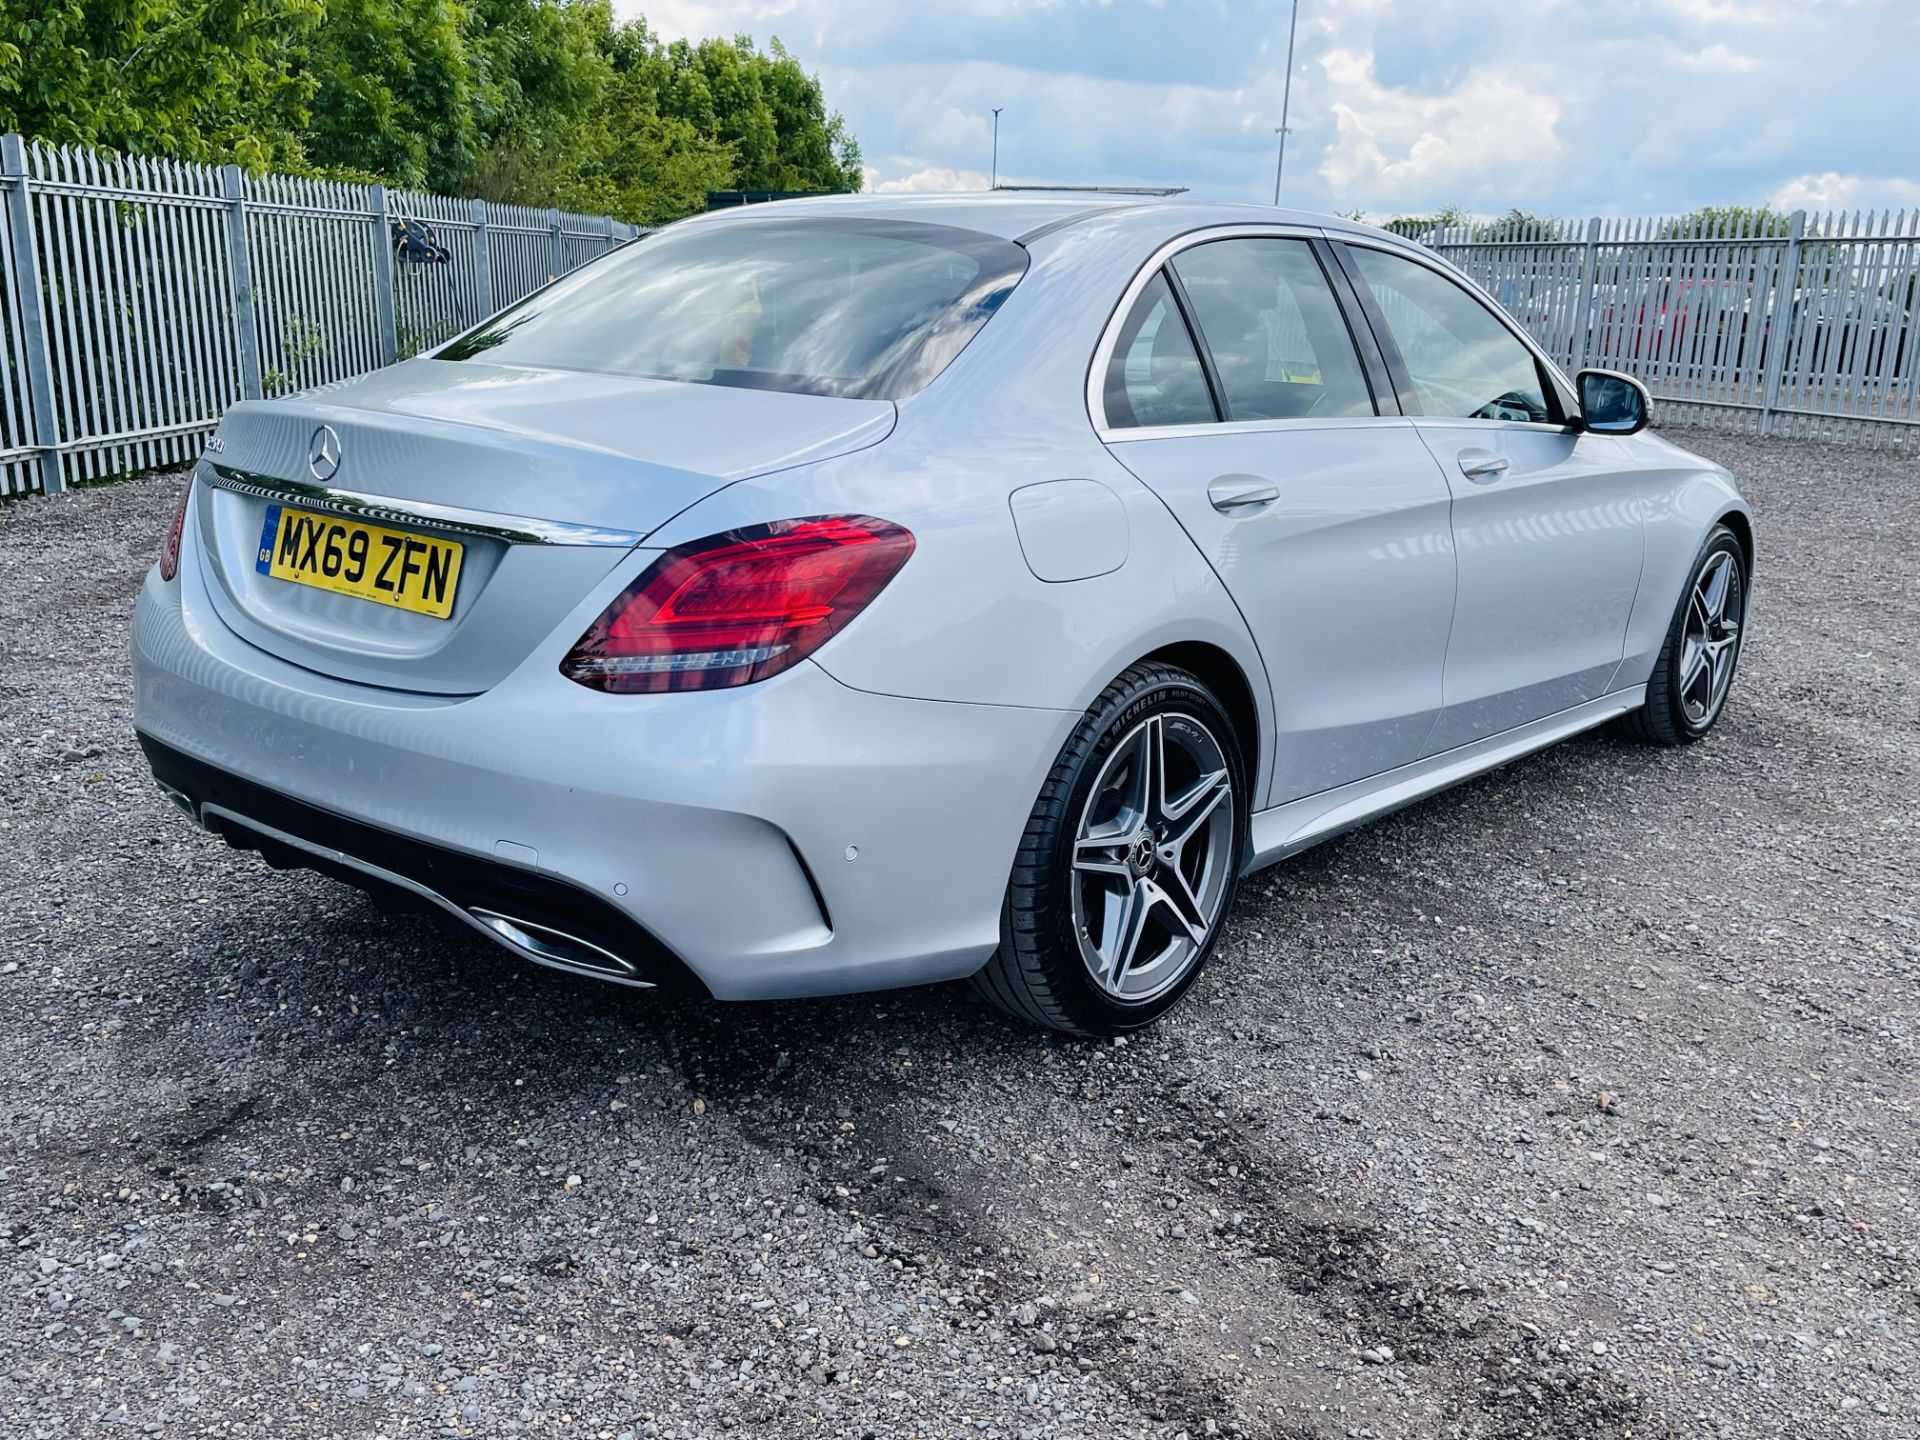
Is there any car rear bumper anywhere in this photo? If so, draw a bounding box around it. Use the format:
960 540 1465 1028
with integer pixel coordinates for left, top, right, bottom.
131 565 1073 1000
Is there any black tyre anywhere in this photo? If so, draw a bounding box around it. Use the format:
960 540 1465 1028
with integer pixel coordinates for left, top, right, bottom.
972 662 1248 1037
1615 525 1749 746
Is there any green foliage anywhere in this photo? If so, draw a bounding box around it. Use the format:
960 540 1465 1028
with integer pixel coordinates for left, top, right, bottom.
542 19 861 223
302 0 477 189
262 313 328 395
0 0 322 171
1656 206 1794 240
1383 206 1570 241
453 0 615 198
0 1 862 224
1384 203 1471 238
1472 207 1563 241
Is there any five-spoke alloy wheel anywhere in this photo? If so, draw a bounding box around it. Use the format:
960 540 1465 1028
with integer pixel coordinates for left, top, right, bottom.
1678 548 1743 728
1617 525 1750 746
1070 713 1236 1003
973 663 1247 1036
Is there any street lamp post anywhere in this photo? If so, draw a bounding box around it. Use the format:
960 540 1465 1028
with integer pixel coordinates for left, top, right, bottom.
992 107 1004 189
1273 0 1300 205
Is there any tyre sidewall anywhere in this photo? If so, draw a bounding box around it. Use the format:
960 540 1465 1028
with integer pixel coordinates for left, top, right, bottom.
1013 671 1248 1035
1665 527 1747 740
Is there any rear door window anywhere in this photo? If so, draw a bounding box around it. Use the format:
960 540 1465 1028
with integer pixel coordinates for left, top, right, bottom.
1170 239 1375 421
1102 272 1220 429
438 217 1027 401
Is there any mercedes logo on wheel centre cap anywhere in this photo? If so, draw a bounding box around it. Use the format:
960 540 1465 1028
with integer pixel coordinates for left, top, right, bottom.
308 424 342 482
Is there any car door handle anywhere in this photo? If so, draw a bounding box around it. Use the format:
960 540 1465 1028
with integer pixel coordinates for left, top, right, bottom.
1207 475 1280 514
1457 450 1511 483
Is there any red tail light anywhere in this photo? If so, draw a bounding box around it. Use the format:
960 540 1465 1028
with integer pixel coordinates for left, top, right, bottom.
561 515 915 693
158 482 191 582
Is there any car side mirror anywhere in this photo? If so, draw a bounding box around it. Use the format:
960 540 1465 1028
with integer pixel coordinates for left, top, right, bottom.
1576 368 1651 436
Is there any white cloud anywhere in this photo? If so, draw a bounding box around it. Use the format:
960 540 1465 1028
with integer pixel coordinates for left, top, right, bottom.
832 60 1288 195
1677 44 1760 73
1654 0 1795 21
632 1 804 43
1315 46 1562 208
609 0 1920 219
872 165 991 193
1770 172 1920 212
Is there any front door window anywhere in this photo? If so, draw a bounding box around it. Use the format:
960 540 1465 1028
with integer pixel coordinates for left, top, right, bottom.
1346 247 1552 423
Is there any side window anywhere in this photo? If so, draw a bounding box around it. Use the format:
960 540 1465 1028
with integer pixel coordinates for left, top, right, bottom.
1102 272 1218 430
1346 247 1551 423
1170 239 1374 421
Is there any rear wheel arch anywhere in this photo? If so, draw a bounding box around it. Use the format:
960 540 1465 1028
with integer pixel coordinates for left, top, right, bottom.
974 658 1250 1036
1135 641 1261 803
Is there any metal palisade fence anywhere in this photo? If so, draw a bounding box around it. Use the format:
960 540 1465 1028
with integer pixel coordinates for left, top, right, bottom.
1403 209 1920 447
0 135 640 496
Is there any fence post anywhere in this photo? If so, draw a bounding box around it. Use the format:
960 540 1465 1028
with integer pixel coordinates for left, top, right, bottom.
1569 216 1602 373
218 164 264 401
369 184 398 364
1758 209 1806 435
1 134 64 494
547 208 563 281
469 197 494 316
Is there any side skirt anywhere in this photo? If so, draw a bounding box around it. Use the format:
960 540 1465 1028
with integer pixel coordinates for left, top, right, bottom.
1244 686 1645 872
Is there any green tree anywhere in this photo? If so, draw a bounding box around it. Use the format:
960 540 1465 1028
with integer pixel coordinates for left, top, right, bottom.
0 2 862 223
545 17 734 222
301 0 476 188
1656 206 1793 240
1384 202 1470 239
0 0 321 170
752 38 862 191
1472 207 1565 242
541 16 861 220
457 0 612 196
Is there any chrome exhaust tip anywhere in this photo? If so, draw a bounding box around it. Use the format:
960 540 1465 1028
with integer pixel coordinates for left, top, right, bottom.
161 785 199 822
467 907 654 987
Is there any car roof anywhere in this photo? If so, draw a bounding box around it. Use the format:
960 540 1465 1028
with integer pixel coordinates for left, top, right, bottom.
680 191 1136 241
678 190 1414 251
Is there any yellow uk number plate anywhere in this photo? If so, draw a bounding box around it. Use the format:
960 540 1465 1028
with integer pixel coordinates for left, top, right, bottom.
255 504 464 619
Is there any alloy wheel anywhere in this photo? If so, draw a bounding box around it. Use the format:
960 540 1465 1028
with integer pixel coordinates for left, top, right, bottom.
1069 712 1236 1002
1680 548 1744 727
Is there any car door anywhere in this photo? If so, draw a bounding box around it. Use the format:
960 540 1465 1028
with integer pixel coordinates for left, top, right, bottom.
1333 240 1645 754
1096 232 1458 806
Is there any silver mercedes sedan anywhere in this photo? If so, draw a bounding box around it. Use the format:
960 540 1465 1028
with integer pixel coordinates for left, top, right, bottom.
133 193 1752 1036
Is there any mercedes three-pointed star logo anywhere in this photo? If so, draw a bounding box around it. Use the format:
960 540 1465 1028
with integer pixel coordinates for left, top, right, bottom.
308 424 342 482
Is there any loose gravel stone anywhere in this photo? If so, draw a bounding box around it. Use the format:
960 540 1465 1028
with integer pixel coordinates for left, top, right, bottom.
0 429 1916 1438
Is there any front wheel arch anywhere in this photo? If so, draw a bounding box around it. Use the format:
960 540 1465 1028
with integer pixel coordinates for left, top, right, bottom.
1614 523 1748 746
1717 507 1755 577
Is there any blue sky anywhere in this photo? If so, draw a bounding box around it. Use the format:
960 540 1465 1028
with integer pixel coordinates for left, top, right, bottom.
621 0 1920 221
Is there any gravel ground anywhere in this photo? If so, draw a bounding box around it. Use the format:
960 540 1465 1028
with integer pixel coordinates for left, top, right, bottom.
1 428 1915 1440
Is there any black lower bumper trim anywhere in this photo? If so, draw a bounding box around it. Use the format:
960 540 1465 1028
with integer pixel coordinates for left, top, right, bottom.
137 732 706 995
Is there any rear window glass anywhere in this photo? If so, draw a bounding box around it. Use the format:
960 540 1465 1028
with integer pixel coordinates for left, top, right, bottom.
437 217 1027 401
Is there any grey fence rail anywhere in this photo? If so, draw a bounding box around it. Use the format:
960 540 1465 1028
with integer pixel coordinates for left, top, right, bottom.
6 143 1916 495
1402 209 1920 447
0 135 639 496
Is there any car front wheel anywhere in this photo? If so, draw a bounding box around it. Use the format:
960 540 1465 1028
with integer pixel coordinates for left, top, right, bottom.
972 662 1247 1036
1616 525 1749 746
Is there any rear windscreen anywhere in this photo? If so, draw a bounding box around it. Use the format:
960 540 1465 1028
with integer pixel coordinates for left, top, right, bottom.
437 216 1028 401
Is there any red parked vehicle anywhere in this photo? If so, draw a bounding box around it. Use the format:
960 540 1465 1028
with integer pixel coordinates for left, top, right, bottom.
1591 277 1762 370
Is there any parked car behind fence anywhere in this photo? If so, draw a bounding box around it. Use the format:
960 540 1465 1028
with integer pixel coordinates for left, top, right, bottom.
1411 208 1920 445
